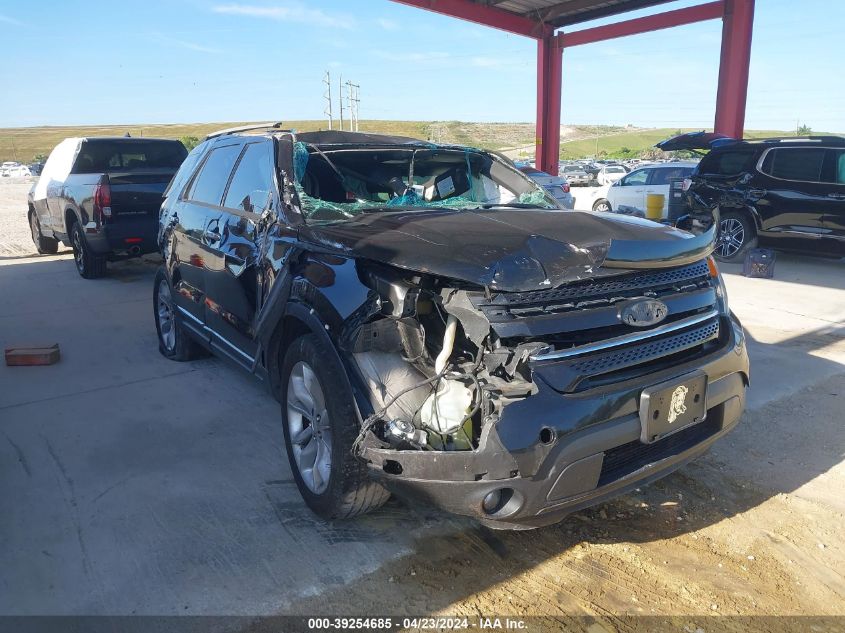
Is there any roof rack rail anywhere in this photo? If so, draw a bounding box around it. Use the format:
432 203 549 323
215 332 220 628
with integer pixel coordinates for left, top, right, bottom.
205 122 285 140
746 135 845 145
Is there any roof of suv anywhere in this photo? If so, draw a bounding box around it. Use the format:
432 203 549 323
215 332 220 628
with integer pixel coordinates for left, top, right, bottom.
711 136 845 153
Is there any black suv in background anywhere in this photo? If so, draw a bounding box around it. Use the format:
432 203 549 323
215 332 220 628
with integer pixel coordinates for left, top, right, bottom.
662 134 845 262
154 125 748 528
28 137 187 277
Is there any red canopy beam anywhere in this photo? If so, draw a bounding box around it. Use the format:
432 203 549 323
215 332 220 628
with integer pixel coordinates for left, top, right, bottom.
389 0 545 38
536 28 563 175
714 0 755 138
557 1 724 47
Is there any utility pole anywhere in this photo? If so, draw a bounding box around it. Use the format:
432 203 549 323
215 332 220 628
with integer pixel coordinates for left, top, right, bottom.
323 71 333 130
346 81 360 132
338 74 344 131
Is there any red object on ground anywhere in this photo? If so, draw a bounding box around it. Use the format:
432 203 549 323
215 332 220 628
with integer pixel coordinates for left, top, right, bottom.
5 344 61 366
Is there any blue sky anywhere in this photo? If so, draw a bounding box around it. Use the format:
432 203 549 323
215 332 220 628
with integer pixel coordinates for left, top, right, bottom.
0 0 842 131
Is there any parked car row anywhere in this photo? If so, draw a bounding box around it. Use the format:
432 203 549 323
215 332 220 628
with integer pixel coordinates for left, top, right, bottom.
1 161 34 177
26 127 749 529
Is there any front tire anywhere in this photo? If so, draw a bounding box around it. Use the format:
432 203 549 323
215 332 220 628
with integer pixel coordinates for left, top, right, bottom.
70 221 107 278
593 199 612 213
153 268 206 361
281 333 389 520
29 212 59 254
714 210 757 263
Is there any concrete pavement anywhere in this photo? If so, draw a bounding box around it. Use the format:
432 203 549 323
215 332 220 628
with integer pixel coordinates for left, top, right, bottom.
1 250 844 615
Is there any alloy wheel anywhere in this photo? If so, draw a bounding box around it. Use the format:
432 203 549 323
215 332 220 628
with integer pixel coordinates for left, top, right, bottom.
71 228 85 274
157 279 176 352
718 217 745 259
287 361 332 494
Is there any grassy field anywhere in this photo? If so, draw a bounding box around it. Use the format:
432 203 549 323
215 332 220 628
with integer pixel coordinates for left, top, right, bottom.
0 120 818 163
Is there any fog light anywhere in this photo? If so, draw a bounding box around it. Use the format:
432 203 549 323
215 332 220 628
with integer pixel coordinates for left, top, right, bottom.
482 490 503 514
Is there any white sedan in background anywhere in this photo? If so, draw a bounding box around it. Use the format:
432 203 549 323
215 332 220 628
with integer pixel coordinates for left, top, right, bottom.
591 162 698 218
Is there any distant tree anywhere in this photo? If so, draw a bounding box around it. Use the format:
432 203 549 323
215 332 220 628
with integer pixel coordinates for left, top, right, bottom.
796 123 812 136
180 135 201 151
32 153 48 163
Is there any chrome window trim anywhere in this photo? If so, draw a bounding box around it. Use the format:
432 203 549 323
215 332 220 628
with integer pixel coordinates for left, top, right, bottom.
530 309 719 362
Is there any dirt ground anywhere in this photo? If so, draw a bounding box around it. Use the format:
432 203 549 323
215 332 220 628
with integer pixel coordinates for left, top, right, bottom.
1 179 843 629
0 179 74 259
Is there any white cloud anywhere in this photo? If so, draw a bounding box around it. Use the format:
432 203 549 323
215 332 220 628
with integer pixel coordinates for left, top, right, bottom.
377 18 398 30
0 14 22 25
372 50 450 63
212 3 354 30
470 56 528 70
152 33 221 54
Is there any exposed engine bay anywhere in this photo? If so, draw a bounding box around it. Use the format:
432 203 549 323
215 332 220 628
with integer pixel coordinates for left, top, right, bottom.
348 263 538 454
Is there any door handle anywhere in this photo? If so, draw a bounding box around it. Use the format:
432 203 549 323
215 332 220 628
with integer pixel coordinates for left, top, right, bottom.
203 218 221 244
748 189 767 197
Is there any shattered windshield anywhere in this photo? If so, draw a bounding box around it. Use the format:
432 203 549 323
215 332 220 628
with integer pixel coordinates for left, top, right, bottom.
292 142 558 223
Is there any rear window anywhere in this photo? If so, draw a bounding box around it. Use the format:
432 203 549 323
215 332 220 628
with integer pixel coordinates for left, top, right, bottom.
72 140 187 173
760 148 825 182
698 149 756 175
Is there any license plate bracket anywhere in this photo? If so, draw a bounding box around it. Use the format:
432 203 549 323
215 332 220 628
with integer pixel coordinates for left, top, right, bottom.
639 371 707 444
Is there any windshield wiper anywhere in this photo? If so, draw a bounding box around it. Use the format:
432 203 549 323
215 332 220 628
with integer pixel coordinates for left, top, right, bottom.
478 202 553 209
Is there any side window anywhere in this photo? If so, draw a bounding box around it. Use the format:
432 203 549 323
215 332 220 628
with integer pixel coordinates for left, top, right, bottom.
760 148 825 182
223 142 274 213
650 167 690 185
621 170 649 186
165 140 209 197
821 149 845 184
185 144 241 205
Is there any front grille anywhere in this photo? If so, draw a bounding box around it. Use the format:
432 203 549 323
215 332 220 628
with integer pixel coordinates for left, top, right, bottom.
597 416 721 487
471 260 723 390
570 320 719 376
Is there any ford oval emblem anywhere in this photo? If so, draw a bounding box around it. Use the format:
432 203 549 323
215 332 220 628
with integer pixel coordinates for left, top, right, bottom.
620 298 669 327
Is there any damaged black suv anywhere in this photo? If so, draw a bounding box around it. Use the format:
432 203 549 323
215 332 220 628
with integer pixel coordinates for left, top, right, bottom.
155 125 749 528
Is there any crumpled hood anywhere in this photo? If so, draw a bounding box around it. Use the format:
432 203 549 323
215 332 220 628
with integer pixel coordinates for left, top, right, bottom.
298 209 715 292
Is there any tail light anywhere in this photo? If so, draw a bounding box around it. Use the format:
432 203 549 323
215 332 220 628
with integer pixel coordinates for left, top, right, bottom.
93 176 112 224
560 183 571 193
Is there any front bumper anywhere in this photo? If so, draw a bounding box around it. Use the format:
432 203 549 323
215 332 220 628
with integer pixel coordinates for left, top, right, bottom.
362 314 749 528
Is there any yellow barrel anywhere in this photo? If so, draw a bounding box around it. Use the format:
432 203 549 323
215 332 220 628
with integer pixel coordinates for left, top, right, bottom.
646 194 665 220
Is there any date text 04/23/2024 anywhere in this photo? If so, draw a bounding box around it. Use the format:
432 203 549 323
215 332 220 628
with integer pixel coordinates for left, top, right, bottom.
307 617 527 630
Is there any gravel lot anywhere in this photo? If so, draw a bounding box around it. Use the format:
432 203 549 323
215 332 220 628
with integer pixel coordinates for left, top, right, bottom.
0 179 42 258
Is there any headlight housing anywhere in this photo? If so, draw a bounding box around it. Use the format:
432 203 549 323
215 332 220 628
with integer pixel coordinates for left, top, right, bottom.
707 256 729 315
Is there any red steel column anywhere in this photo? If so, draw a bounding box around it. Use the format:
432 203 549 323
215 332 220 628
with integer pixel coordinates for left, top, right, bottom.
714 0 754 138
536 28 563 175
